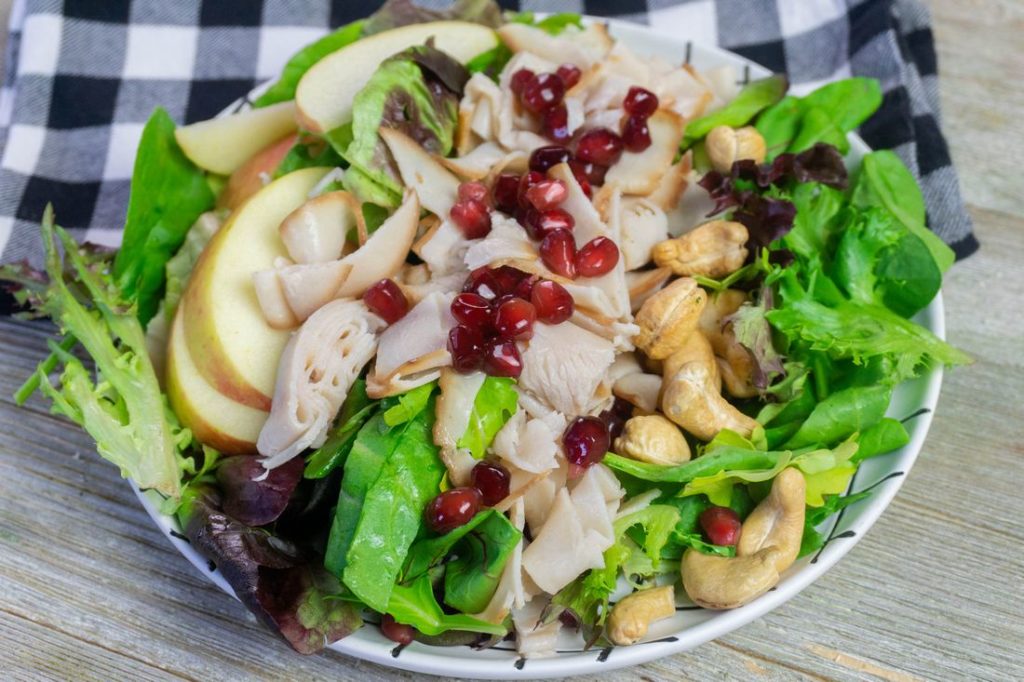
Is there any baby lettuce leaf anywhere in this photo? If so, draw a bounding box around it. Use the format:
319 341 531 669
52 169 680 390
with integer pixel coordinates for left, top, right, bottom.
178 486 363 653
789 106 849 154
274 136 345 178
851 150 955 272
457 376 518 459
604 447 784 484
304 380 377 479
113 108 215 325
216 455 304 527
382 381 437 426
799 77 883 136
682 74 788 148
442 511 521 613
325 402 445 612
386 574 507 637
783 384 891 449
403 509 500 581
756 95 802 158
9 208 185 498
254 21 365 108
798 489 872 558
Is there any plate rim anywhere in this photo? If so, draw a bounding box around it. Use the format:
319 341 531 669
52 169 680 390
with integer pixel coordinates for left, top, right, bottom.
129 16 947 679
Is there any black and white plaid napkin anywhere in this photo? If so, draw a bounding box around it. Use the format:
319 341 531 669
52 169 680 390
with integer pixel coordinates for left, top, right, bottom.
0 0 978 279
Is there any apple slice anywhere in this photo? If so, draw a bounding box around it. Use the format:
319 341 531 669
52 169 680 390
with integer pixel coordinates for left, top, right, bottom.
296 21 497 133
217 132 299 212
182 167 331 410
166 306 267 454
175 100 298 175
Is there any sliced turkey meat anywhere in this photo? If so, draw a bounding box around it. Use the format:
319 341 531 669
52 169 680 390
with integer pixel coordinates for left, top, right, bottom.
367 290 455 398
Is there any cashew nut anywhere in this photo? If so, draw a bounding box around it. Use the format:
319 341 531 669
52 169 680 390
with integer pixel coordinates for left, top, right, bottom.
606 585 676 645
661 361 759 440
737 467 805 574
652 221 749 278
680 469 806 609
706 125 767 173
700 290 756 397
634 277 708 360
662 330 719 390
613 372 663 413
681 547 781 610
614 415 691 465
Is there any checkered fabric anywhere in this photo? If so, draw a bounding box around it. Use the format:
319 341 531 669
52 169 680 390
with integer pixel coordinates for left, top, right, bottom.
0 0 978 276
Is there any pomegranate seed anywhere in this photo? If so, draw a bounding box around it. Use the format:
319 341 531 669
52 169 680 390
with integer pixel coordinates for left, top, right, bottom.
542 104 571 143
458 181 490 205
492 173 521 214
490 265 529 295
381 614 416 645
623 86 659 119
621 115 652 152
484 339 523 378
569 158 608 186
363 279 409 324
699 506 742 546
528 145 573 174
471 461 511 506
462 267 501 301
510 68 535 97
530 279 574 324
517 171 545 208
523 207 575 240
575 236 620 277
448 325 485 373
514 275 538 301
450 199 492 239
558 608 582 628
451 292 492 328
520 72 565 114
494 296 536 340
556 63 582 89
575 128 624 166
599 400 632 442
525 179 567 211
562 416 610 468
539 228 577 279
425 487 482 534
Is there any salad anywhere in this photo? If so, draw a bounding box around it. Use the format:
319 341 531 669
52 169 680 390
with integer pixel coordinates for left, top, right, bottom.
0 0 970 659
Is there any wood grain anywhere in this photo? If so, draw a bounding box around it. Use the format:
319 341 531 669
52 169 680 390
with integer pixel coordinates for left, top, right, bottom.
1 1 1023 679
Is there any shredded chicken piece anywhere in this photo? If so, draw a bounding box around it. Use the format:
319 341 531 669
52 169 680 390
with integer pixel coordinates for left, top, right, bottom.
518 321 616 418
367 291 455 398
434 368 486 486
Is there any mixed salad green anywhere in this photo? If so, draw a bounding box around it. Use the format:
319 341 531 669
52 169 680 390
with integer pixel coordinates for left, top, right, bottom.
0 0 968 658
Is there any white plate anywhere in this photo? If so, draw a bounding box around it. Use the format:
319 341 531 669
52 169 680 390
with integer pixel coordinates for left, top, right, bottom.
133 17 946 679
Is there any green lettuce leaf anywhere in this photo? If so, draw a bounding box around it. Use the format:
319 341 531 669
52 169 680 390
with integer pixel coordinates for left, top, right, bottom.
443 511 521 613
386 574 507 637
783 384 891 449
383 381 437 426
457 377 518 459
853 417 910 462
113 107 215 324
325 402 445 612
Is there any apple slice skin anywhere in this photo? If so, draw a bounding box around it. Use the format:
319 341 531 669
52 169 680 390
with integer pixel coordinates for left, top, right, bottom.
175 100 298 175
167 306 267 454
217 132 299 212
296 21 497 133
183 167 331 411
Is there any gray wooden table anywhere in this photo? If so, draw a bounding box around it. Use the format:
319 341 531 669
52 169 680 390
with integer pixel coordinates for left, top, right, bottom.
1 1 1022 680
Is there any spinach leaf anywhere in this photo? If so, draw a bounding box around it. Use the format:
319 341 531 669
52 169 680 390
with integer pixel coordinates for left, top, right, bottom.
444 512 521 612
253 21 365 108
783 385 891 449
798 490 872 557
113 108 215 324
756 95 802 158
274 137 345 178
457 376 518 459
852 417 909 462
875 231 942 317
304 380 378 479
386 575 507 637
851 150 955 272
334 405 446 612
789 106 848 154
682 74 788 148
799 77 882 134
